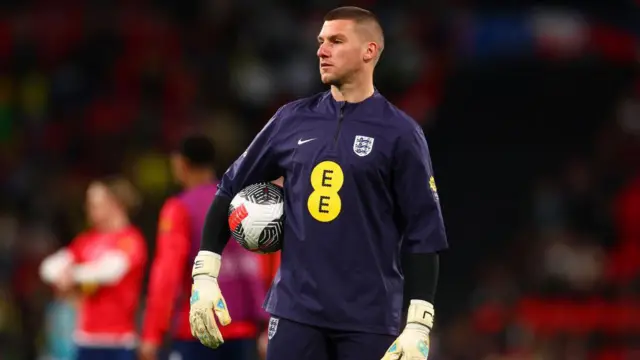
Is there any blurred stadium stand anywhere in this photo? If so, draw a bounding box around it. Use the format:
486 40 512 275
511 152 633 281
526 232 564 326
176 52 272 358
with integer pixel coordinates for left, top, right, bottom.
0 1 638 359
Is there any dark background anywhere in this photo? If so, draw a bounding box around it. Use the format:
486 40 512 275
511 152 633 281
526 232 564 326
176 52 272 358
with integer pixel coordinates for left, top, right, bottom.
0 0 638 359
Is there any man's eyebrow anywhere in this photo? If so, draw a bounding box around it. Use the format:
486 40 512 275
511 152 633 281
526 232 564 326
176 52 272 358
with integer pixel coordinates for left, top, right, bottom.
318 34 346 42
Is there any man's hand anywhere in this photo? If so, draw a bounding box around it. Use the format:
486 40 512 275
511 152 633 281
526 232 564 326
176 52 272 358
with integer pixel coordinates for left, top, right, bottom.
189 251 231 349
53 267 74 294
138 342 158 360
258 330 269 359
381 323 430 360
381 300 433 360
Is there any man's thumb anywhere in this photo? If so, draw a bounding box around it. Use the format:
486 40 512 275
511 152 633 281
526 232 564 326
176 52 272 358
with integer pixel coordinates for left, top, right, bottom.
213 296 232 326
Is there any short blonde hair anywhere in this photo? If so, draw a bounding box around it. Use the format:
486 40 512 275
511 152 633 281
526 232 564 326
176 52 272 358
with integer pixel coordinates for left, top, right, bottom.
92 175 142 215
323 6 385 60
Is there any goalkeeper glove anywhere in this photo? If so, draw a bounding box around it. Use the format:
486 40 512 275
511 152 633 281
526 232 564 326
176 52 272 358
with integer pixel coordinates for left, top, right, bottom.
189 251 232 349
381 300 434 360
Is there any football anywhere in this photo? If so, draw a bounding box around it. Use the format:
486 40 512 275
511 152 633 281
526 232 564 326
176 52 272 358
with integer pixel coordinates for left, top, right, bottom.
228 182 285 253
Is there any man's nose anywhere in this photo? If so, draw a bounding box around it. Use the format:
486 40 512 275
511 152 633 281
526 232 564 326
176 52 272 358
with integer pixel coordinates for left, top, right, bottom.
317 45 329 58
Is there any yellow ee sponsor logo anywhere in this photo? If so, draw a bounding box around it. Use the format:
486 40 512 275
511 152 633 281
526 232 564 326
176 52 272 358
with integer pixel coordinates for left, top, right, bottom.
307 161 344 222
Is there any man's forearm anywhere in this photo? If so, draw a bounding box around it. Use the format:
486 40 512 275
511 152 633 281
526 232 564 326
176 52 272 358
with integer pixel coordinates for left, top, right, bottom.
40 250 73 284
402 252 439 329
71 251 130 284
403 252 439 303
200 194 233 254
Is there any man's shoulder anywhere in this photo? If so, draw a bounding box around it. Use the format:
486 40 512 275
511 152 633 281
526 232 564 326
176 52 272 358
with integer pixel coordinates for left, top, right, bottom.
160 196 189 215
71 230 94 246
277 91 330 116
163 195 184 206
377 95 422 134
122 226 146 243
176 184 217 203
264 92 330 132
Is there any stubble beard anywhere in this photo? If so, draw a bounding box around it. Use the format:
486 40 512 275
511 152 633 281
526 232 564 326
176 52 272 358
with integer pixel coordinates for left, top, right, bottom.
322 69 350 88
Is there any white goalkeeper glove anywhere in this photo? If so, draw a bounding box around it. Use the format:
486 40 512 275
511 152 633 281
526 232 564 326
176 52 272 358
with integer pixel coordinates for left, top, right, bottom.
381 300 434 360
189 251 232 349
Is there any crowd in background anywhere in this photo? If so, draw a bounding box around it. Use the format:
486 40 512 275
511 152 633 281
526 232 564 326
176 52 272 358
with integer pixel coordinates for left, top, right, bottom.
0 1 638 359
455 116 640 359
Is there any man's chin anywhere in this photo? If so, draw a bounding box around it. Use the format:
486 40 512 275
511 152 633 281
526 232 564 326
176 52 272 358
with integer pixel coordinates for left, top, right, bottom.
320 75 340 86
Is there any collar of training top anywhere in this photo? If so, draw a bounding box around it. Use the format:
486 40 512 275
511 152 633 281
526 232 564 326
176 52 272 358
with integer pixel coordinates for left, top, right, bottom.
318 88 385 117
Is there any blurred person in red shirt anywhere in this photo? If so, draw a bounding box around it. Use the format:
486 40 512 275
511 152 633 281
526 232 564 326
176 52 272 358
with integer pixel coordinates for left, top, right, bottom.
139 135 274 360
39 176 147 360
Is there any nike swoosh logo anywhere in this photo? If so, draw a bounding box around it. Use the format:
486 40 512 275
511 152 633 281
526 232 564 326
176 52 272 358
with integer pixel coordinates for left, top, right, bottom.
298 138 316 145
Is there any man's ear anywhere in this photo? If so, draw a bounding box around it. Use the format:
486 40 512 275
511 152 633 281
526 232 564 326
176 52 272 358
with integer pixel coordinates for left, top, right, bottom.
364 42 380 62
364 43 375 61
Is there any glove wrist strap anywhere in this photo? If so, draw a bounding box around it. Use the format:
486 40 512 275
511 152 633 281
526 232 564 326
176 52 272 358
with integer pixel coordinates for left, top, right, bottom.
407 299 434 331
405 323 431 336
192 251 222 278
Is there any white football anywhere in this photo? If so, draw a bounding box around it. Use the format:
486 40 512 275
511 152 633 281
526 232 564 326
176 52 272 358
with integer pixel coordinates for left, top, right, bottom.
228 182 284 254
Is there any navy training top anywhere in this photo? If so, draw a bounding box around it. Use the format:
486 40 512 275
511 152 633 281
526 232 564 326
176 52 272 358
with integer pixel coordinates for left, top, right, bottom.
217 90 448 335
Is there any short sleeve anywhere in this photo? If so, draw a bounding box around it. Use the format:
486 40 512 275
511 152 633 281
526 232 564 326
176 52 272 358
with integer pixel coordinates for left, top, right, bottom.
217 106 287 198
66 233 89 262
393 126 448 253
116 230 147 267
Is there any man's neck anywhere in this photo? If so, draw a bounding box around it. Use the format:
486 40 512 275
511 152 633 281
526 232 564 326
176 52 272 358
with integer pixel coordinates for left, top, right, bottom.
98 215 129 233
331 78 375 103
184 172 215 190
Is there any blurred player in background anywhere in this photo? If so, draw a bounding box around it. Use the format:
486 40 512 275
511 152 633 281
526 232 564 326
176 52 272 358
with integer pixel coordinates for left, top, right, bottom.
139 135 275 360
39 176 147 360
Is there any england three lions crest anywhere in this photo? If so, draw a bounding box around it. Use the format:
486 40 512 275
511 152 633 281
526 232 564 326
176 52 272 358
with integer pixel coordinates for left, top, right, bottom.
268 317 279 340
353 135 375 157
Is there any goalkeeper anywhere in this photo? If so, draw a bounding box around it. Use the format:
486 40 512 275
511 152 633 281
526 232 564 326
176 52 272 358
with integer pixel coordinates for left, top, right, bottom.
190 6 448 360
